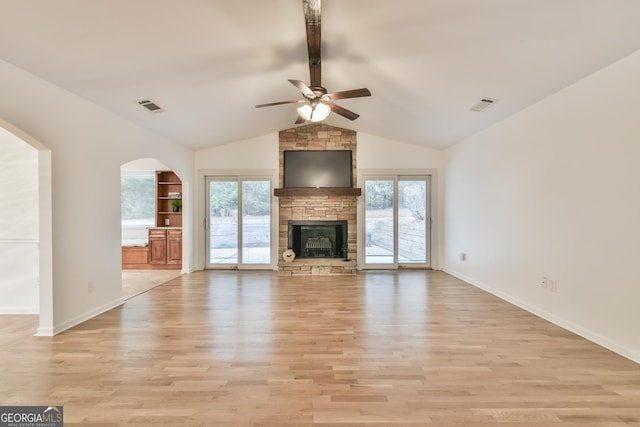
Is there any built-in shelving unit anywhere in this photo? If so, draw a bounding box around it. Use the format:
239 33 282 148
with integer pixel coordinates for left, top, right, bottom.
156 171 182 228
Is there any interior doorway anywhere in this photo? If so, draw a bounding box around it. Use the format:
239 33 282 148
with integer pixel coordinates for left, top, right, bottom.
0 119 53 335
0 127 40 313
120 159 181 299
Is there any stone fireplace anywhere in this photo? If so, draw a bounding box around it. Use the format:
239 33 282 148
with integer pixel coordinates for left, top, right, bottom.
276 123 359 275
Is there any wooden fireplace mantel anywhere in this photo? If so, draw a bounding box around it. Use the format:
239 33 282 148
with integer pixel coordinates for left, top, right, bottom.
274 187 361 197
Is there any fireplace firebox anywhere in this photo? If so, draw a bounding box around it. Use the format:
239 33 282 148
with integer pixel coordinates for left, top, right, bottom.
288 220 348 259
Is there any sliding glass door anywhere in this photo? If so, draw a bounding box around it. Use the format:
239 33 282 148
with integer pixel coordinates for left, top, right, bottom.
398 178 428 264
206 177 272 269
364 179 395 265
364 176 430 268
241 180 271 265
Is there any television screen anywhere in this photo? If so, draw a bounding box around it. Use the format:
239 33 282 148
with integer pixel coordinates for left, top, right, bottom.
284 150 353 188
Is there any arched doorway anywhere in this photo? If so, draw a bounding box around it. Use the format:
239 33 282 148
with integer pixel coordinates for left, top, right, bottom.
120 159 181 299
0 119 53 335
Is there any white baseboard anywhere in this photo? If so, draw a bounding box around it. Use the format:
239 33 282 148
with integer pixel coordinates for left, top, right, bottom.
34 298 124 337
443 267 640 365
34 326 54 337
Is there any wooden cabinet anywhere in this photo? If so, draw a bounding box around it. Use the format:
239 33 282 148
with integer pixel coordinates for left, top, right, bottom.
149 228 168 264
156 171 182 228
167 229 182 265
148 228 181 268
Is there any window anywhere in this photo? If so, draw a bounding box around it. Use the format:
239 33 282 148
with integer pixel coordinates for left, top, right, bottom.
121 171 155 228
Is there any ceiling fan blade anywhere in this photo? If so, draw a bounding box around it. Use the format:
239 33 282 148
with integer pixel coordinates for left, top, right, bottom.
289 79 316 99
255 99 303 108
302 0 322 87
326 88 372 100
326 101 360 121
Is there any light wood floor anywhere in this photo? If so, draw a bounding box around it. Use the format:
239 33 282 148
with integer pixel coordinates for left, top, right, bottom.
121 269 182 300
1 270 639 426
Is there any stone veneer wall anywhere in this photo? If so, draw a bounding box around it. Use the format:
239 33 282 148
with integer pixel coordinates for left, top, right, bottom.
277 124 358 275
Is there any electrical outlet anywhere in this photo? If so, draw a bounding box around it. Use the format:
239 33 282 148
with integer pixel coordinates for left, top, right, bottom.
460 252 467 261
88 281 95 293
541 276 548 288
550 279 558 292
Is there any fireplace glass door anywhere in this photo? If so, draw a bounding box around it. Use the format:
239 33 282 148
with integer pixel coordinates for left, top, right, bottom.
206 177 271 268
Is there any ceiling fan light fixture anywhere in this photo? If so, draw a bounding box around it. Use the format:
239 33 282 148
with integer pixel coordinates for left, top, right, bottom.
297 101 330 122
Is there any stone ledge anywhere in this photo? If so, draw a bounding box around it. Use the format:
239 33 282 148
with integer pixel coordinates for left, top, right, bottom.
278 258 357 275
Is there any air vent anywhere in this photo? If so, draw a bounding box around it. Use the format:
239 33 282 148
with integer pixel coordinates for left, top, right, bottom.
137 99 164 113
469 97 498 112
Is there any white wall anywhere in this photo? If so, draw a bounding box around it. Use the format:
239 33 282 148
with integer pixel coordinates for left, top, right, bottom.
443 50 640 362
0 127 39 313
358 133 444 171
0 59 194 335
195 133 279 171
121 158 169 172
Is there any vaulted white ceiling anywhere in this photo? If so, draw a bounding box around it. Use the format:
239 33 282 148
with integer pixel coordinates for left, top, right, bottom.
1 0 640 150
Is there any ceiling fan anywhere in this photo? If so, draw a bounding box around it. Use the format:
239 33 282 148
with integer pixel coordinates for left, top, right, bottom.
255 0 371 124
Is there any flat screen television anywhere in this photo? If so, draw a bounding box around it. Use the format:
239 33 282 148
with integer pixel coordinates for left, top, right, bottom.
283 150 353 188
